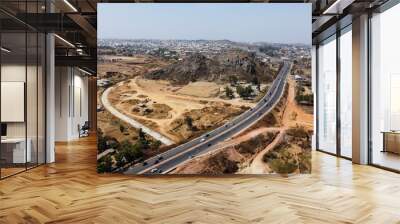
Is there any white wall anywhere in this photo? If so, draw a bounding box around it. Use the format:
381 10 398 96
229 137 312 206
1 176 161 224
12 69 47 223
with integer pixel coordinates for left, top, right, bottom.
311 45 317 150
370 4 400 158
55 67 89 141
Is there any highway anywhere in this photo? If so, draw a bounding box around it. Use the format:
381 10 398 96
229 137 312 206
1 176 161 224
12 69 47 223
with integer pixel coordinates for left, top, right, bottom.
124 60 291 175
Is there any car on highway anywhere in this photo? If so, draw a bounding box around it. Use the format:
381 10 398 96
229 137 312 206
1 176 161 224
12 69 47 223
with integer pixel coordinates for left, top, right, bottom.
150 168 159 173
142 161 148 166
200 138 206 142
154 160 159 164
205 134 210 137
158 156 163 160
207 143 212 147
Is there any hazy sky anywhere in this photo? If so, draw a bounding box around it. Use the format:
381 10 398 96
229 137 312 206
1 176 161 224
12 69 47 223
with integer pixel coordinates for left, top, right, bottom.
98 3 311 45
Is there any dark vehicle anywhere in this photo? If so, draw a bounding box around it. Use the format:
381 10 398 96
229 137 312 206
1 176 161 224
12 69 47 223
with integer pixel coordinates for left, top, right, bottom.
158 156 163 160
207 143 212 147
154 160 159 164
157 169 163 173
142 161 148 166
205 134 210 137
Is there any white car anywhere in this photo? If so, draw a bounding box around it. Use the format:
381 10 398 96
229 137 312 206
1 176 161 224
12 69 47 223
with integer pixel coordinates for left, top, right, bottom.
150 168 159 173
200 138 206 142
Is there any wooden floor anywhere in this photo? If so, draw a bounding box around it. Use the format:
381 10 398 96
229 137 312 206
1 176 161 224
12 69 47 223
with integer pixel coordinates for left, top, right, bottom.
1 136 400 224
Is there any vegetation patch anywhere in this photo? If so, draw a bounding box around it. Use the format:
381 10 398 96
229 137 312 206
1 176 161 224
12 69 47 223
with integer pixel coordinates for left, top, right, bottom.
263 126 311 174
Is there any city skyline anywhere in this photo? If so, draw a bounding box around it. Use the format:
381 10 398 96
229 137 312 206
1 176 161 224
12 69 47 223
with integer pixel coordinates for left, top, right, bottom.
98 3 311 45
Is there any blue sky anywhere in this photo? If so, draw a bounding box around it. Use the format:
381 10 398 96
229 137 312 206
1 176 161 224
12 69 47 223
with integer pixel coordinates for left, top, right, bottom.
98 3 311 45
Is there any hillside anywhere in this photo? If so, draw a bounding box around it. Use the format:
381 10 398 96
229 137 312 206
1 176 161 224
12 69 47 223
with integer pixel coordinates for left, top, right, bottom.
144 50 278 85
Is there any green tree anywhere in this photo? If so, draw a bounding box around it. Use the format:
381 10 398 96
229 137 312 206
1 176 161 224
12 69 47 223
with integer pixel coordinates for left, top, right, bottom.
97 155 113 173
229 75 238 85
245 85 254 96
151 140 162 151
185 116 194 130
114 151 126 168
237 85 254 99
120 140 143 163
97 129 107 153
236 85 245 97
225 86 234 99
138 128 149 148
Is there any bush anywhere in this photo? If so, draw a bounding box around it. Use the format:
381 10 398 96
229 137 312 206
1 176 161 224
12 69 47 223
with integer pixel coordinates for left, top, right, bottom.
236 133 276 155
225 86 234 99
207 153 238 174
120 140 143 163
269 159 298 174
263 144 299 174
287 126 309 139
97 155 113 173
236 84 254 99
150 140 162 150
114 152 126 168
119 124 126 133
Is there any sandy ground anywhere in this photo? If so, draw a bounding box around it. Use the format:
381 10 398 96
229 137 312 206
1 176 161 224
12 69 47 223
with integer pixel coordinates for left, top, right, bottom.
176 81 220 98
107 77 256 142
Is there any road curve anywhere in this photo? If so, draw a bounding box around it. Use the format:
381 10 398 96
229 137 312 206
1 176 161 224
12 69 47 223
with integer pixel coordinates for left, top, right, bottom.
101 86 175 146
125 61 292 175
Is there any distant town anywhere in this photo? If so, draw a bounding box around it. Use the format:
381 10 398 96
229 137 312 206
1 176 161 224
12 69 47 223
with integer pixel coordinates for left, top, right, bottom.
99 39 310 63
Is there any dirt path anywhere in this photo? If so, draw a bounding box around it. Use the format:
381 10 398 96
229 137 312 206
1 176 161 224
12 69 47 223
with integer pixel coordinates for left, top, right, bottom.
240 76 313 174
101 86 175 145
240 129 286 174
282 78 313 128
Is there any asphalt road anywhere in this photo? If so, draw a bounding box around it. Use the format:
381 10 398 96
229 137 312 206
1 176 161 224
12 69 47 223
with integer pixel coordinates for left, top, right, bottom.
124 61 292 175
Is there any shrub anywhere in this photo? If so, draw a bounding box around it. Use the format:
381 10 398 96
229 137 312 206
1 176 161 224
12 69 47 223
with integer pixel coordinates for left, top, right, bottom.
97 155 113 173
225 86 234 99
119 124 126 133
114 152 126 168
150 140 162 150
120 140 143 163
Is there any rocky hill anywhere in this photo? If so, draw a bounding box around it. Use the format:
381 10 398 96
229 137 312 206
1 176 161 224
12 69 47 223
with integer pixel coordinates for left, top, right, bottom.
144 50 279 85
